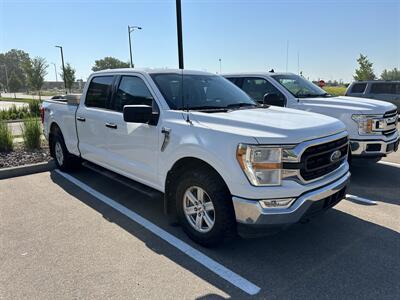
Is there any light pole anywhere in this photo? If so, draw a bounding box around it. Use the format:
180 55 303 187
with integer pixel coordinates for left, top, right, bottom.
2 64 9 93
51 63 58 82
219 58 222 74
55 45 67 93
128 25 142 68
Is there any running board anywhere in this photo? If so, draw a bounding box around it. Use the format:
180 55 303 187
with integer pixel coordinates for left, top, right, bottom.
82 161 163 199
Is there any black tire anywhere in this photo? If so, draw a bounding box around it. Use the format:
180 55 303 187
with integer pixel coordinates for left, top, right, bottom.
52 131 81 171
175 166 236 247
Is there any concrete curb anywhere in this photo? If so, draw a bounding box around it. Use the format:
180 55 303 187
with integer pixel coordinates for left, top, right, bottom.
0 160 56 180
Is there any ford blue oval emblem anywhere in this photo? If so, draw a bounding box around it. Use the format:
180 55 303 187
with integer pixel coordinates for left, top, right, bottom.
330 150 342 162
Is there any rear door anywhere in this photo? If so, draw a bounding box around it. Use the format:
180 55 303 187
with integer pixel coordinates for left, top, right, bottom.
104 74 160 187
368 82 400 105
76 75 115 166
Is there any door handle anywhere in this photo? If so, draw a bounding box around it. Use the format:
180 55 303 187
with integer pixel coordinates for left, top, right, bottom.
105 122 118 129
76 116 86 122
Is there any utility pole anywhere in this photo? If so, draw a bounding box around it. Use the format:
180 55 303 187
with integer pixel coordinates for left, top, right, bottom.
176 0 184 69
286 40 289 72
128 25 142 68
55 45 67 93
51 63 58 82
297 51 300 75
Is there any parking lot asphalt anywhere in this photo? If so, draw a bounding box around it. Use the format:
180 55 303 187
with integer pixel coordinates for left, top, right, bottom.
1 156 399 299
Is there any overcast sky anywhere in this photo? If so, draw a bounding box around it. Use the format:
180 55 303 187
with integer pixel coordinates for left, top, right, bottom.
1 0 399 82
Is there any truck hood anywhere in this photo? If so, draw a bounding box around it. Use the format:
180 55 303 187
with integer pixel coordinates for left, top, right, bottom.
190 107 346 144
300 96 396 115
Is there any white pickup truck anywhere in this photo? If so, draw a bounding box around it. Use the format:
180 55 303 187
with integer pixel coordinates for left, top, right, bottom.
224 73 399 162
42 69 350 246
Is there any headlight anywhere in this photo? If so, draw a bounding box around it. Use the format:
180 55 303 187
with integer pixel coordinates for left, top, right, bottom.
351 114 380 135
236 144 283 186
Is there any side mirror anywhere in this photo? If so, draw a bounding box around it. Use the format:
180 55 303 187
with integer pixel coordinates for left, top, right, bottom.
263 93 285 107
123 105 159 125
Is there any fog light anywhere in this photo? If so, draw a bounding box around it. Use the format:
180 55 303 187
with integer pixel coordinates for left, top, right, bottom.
259 198 295 209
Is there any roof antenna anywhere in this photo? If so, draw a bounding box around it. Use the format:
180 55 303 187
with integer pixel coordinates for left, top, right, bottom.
176 0 190 124
269 68 275 73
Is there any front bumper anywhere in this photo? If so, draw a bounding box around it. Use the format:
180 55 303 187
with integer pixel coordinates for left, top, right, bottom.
232 171 350 231
350 135 399 158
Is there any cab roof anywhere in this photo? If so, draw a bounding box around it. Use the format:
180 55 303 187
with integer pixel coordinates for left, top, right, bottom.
222 72 296 77
92 68 213 76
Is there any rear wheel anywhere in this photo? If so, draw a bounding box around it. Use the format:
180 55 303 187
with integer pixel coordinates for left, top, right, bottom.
175 166 236 247
52 131 81 171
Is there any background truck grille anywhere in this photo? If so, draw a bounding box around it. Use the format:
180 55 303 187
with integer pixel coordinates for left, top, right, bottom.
382 109 398 136
384 109 398 118
300 136 348 181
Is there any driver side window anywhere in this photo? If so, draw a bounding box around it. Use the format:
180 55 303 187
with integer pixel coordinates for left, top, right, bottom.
113 76 154 112
242 78 285 106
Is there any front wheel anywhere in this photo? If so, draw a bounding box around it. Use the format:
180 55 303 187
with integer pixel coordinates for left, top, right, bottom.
175 167 236 247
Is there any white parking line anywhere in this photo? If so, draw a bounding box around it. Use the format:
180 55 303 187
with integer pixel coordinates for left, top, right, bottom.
378 160 400 168
345 194 377 205
55 169 261 296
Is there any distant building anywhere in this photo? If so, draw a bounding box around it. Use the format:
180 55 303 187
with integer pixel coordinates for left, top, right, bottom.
42 81 86 93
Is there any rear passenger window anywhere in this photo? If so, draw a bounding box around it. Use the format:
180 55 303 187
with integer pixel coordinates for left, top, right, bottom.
350 83 367 93
370 83 396 94
85 76 113 108
113 76 154 112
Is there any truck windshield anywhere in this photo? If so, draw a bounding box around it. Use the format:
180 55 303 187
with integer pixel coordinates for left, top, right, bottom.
271 74 330 98
150 73 257 110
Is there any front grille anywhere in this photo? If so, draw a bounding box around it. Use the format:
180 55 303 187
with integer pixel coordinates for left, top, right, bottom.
300 136 348 181
383 128 397 136
382 110 398 136
384 109 398 118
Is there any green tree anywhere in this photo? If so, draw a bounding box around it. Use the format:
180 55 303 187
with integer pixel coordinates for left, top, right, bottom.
91 56 130 71
381 68 400 80
354 54 376 81
0 49 31 91
60 63 76 92
8 72 22 99
24 57 48 100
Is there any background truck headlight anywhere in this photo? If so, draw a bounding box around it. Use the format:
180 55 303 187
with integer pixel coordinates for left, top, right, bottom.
236 144 283 186
351 114 380 135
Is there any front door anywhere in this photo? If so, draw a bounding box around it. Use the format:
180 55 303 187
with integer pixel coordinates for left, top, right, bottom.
104 74 160 188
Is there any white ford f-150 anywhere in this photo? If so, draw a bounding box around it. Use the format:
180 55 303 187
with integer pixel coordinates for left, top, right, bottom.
224 73 399 162
42 69 350 246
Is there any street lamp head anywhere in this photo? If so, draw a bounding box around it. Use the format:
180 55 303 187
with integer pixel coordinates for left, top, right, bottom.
55 45 62 48
129 25 142 32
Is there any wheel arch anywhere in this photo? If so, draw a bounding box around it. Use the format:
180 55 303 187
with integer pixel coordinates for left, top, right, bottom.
48 122 63 157
163 156 232 220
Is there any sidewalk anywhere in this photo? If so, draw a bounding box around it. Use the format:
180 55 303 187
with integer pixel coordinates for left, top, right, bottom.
1 92 52 100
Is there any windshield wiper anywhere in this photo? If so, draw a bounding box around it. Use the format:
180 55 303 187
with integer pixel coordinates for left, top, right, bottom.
226 103 258 110
320 92 332 97
188 106 229 112
295 93 329 98
183 103 257 112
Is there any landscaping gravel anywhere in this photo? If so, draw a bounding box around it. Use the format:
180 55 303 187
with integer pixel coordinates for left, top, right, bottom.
0 143 51 169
